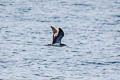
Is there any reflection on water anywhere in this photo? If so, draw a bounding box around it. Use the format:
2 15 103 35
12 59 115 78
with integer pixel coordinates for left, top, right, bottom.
0 0 120 80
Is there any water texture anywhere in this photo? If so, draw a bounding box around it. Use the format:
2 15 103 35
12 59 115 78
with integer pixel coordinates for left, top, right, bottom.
0 0 120 80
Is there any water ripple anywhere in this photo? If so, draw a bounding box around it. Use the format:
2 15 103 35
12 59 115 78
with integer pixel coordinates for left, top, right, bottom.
72 3 91 7
0 0 120 80
84 61 120 66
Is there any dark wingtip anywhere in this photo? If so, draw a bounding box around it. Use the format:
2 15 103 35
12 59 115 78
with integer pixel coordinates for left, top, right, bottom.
59 28 64 32
50 26 53 28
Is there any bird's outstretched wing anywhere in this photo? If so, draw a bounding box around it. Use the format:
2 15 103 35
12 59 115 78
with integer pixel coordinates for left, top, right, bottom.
55 28 64 43
51 26 57 34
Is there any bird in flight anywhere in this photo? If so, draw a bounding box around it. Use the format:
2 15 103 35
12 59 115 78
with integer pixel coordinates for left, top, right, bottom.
49 26 66 46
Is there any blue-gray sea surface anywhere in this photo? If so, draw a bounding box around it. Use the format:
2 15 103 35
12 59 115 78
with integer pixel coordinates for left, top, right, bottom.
0 0 120 80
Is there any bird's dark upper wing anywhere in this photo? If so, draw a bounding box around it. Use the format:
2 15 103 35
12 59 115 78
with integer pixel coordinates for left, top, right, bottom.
55 28 64 43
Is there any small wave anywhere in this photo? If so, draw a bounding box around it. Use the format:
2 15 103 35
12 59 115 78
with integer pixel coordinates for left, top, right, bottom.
50 76 64 80
112 15 120 18
85 62 108 65
106 61 120 64
36 20 50 23
0 2 13 7
84 61 120 66
17 7 32 13
34 73 40 76
114 1 120 4
72 3 91 7
0 4 5 6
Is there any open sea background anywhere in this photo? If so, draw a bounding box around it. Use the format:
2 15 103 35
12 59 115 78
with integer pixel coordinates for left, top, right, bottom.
0 0 120 80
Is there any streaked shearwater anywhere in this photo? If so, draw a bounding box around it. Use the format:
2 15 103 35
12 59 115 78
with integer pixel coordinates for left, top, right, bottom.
47 26 66 46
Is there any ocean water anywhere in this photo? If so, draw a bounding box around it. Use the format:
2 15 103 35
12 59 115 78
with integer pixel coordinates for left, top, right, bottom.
0 0 120 80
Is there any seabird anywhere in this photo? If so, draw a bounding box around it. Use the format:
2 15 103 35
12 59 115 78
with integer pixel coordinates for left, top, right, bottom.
50 26 66 46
